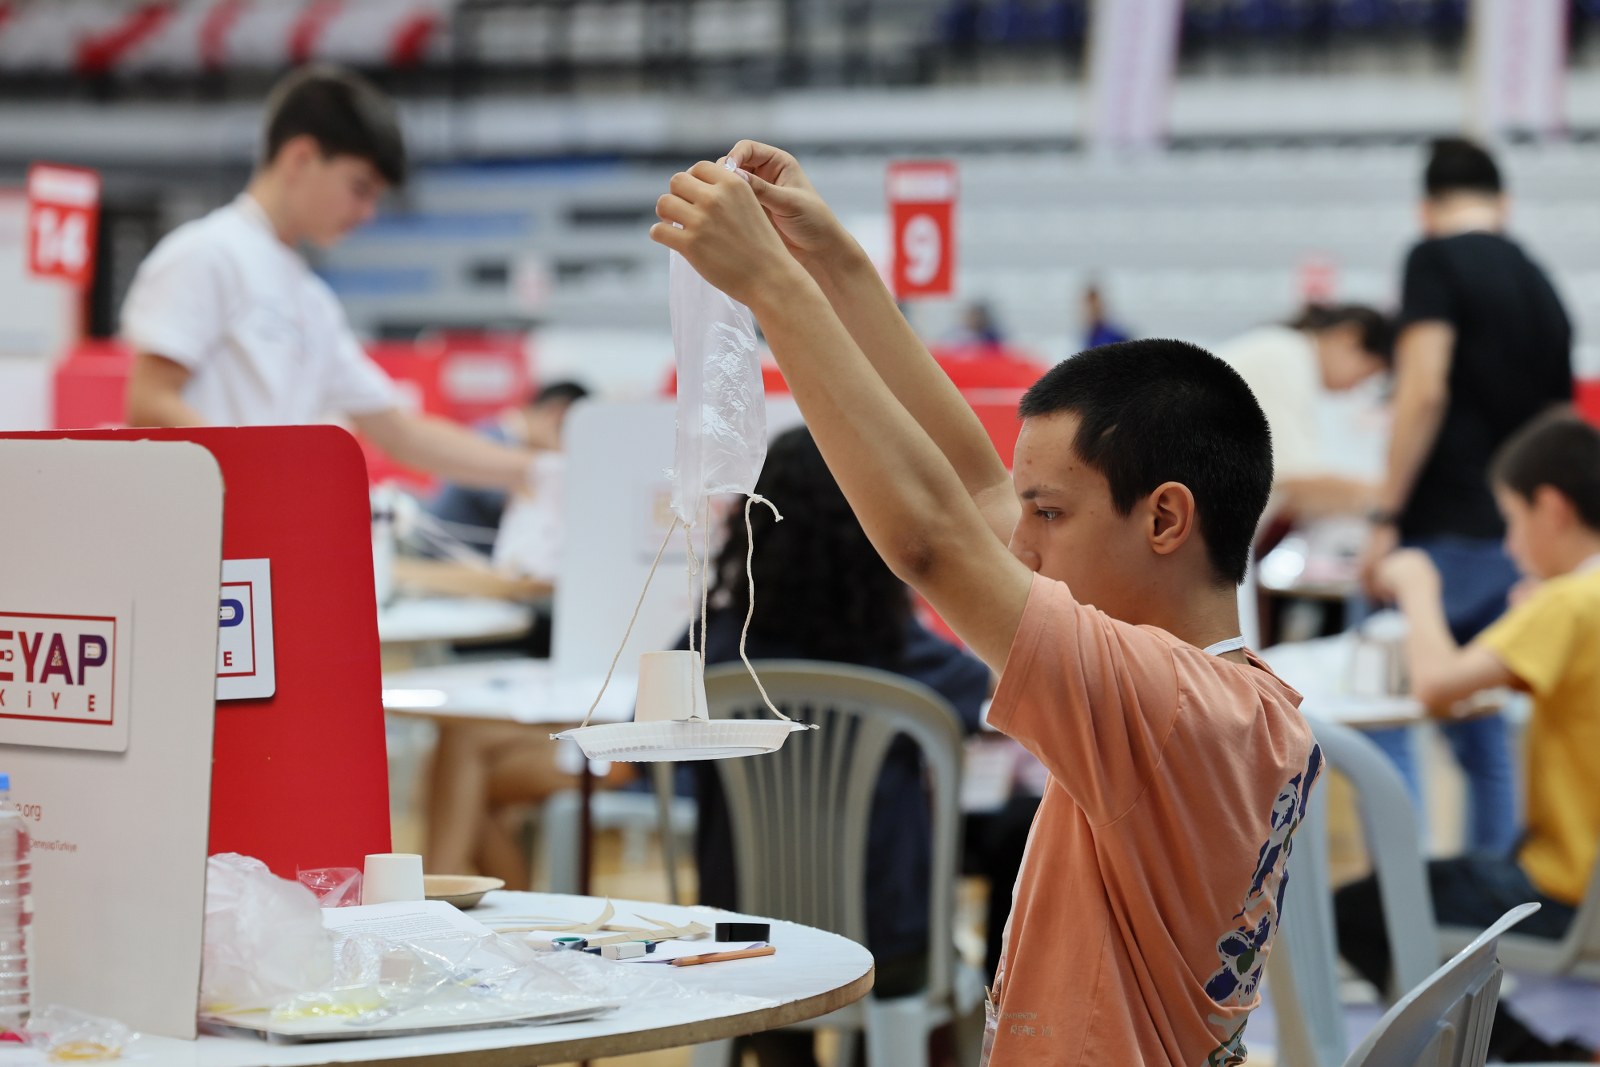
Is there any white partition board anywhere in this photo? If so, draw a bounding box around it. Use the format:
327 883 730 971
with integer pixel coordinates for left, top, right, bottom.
554 399 801 680
0 440 223 1039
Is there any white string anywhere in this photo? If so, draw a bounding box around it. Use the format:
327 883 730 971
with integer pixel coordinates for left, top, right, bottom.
683 519 699 657
699 499 712 672
572 514 681 730
740 494 814 727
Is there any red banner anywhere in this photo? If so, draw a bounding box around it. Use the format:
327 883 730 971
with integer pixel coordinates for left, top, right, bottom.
27 163 100 287
888 161 958 301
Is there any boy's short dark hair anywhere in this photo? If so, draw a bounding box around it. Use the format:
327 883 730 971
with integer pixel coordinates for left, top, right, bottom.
1491 409 1600 530
1018 339 1272 585
263 65 406 187
1291 303 1396 366
530 380 590 407
1424 137 1502 199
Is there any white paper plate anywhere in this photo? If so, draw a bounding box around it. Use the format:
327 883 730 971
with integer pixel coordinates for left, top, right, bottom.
552 719 809 762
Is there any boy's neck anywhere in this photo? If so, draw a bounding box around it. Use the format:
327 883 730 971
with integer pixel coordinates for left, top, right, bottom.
243 173 301 247
1549 530 1600 577
1139 583 1248 658
1429 197 1503 237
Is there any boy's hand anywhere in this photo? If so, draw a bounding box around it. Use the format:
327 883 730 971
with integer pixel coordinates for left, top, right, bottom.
1375 549 1441 603
1358 521 1400 599
724 140 850 263
651 161 807 308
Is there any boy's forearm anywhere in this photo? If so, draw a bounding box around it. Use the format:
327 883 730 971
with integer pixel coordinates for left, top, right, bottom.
364 410 533 492
803 240 1012 505
1394 583 1462 705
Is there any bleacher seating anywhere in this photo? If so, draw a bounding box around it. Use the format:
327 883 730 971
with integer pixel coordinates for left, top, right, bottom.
322 141 1600 382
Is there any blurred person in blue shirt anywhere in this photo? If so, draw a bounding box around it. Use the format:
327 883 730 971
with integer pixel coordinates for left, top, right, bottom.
1082 282 1130 349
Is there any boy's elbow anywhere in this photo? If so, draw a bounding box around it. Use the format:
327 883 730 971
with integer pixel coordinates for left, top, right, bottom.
1412 681 1446 709
1411 674 1458 711
883 532 943 583
125 388 169 428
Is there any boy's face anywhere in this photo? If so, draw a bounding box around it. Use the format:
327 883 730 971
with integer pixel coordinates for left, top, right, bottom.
287 146 387 248
1008 412 1154 619
1313 324 1384 392
1495 484 1561 579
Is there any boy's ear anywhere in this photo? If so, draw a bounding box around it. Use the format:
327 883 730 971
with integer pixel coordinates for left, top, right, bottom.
271 134 320 176
1146 481 1198 558
1533 484 1576 527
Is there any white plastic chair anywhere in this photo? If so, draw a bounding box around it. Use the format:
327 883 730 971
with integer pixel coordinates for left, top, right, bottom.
686 660 970 1067
1436 829 1600 983
1343 902 1541 1067
1268 716 1440 1067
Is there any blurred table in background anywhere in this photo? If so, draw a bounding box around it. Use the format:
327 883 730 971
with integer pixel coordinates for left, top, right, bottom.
378 594 535 669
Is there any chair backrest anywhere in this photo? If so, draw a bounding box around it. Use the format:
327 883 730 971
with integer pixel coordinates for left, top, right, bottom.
1341 902 1540 1067
701 660 967 1004
1268 717 1439 1067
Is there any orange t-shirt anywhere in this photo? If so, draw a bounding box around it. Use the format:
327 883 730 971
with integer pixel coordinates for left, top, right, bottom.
985 575 1321 1067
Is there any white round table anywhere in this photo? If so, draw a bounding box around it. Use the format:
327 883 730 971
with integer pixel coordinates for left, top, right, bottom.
123 893 873 1066
382 659 636 726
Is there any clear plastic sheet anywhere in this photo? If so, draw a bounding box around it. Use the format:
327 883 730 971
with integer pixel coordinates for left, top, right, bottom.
201 858 773 1039
532 947 778 1012
208 927 776 1040
258 928 611 1034
668 246 765 524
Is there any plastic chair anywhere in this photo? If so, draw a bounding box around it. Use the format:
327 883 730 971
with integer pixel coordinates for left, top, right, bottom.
1343 902 1541 1067
1268 717 1440 1067
686 661 969 1067
1436 828 1600 983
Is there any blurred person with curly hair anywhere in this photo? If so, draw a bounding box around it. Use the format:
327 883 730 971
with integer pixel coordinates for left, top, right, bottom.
689 424 991 1067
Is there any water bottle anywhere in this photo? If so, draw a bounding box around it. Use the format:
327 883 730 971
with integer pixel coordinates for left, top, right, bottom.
0 774 31 1033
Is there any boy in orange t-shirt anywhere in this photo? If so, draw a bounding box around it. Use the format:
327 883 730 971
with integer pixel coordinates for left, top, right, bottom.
652 144 1321 1066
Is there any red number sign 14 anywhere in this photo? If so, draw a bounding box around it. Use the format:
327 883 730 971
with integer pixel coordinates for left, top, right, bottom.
27 164 101 286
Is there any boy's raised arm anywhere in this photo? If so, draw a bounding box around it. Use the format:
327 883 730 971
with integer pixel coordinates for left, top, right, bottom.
725 141 1019 546
654 161 1031 670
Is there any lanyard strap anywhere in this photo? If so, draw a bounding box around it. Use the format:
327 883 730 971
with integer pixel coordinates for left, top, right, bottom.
1203 635 1248 657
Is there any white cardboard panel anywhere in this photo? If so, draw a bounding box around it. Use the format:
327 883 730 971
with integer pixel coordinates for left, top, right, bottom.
552 399 801 681
0 439 223 1039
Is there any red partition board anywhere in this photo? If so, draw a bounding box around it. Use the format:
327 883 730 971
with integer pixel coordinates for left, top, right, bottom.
1 426 391 875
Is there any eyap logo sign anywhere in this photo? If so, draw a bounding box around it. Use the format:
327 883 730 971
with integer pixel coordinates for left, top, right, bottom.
0 612 117 726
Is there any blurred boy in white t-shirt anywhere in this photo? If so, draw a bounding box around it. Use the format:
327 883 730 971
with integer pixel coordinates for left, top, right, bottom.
121 65 546 491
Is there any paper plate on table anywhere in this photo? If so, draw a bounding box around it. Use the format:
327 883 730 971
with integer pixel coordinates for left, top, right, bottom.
423 874 504 909
552 719 809 762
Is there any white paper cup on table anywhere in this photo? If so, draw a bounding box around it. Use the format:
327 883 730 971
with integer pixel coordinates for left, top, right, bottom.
635 650 710 723
361 853 424 905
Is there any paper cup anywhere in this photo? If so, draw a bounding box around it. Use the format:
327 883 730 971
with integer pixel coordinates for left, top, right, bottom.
361 853 424 905
635 651 709 723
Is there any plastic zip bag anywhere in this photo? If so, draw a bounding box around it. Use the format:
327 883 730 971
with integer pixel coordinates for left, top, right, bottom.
201 854 336 1014
668 247 765 524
